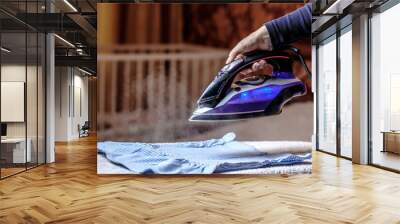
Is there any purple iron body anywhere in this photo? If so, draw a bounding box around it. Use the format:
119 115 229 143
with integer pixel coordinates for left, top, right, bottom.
189 48 310 122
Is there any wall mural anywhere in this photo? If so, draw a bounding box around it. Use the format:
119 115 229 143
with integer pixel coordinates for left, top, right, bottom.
97 3 313 175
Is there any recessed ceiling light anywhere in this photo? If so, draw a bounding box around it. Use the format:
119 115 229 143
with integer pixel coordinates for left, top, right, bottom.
322 0 354 15
63 0 78 12
78 67 93 76
1 47 11 53
54 34 75 48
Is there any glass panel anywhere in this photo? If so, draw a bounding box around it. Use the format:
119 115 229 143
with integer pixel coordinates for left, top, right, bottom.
371 4 400 171
1 30 28 177
38 32 45 165
27 30 38 169
339 28 352 158
26 0 39 169
317 36 337 154
0 1 46 178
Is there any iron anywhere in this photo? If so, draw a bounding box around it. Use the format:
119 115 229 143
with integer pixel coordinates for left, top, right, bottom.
189 47 311 122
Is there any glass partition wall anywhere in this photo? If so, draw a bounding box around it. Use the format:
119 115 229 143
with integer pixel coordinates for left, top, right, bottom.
339 27 352 159
317 35 337 154
0 30 27 177
315 0 400 172
0 3 46 179
316 25 353 159
370 2 400 171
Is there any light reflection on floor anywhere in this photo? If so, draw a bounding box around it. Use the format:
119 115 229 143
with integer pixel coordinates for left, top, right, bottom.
372 150 400 171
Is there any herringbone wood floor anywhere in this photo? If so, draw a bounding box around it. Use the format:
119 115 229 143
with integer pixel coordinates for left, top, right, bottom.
1 135 400 224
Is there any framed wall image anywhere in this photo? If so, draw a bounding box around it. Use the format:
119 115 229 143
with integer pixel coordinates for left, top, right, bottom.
1 81 25 122
97 3 313 175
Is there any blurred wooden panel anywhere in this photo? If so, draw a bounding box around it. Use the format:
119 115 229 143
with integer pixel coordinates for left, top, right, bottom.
98 4 121 49
126 4 148 43
169 5 183 43
88 77 97 132
183 4 306 49
98 4 309 53
102 4 183 44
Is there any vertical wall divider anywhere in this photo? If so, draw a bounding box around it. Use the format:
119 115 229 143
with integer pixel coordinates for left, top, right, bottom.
25 1 28 171
69 69 71 118
315 45 320 151
367 11 373 165
352 14 369 164
36 0 39 167
72 68 75 118
336 27 341 157
44 0 47 165
44 31 47 165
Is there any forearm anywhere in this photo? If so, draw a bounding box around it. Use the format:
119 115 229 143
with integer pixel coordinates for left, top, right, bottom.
265 4 312 50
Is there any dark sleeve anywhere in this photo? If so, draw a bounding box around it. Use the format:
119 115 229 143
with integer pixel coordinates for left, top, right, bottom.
265 4 312 50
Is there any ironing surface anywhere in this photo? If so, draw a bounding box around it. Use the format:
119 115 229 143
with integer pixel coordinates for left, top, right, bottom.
98 133 311 174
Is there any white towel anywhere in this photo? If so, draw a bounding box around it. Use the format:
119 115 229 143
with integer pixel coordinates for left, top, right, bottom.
244 141 312 154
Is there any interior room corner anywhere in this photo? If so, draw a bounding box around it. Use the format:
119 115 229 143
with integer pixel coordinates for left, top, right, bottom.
0 0 400 223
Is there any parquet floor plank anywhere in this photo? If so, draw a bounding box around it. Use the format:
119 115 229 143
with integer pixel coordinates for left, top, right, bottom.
1 135 400 223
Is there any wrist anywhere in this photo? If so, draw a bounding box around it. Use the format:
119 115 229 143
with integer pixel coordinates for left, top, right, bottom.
257 26 273 51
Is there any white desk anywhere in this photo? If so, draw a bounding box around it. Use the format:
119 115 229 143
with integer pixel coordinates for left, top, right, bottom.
1 138 31 163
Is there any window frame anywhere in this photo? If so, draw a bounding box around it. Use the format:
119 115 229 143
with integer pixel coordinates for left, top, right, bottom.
315 19 353 161
0 1 47 180
367 0 400 173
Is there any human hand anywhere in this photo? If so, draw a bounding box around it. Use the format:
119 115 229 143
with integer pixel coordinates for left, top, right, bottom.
226 26 273 81
226 26 273 64
235 60 273 82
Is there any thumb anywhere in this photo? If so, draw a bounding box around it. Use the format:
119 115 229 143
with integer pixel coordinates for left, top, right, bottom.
226 41 247 64
226 48 239 64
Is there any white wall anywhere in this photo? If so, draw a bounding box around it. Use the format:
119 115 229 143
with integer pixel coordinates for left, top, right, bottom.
1 65 26 81
55 67 89 141
1 65 35 138
72 73 89 137
1 64 46 164
55 66 69 141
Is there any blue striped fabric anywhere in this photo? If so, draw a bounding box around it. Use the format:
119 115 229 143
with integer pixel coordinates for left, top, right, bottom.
98 133 311 174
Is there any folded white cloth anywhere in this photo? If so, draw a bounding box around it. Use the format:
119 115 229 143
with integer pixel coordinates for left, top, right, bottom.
244 141 311 154
222 164 312 174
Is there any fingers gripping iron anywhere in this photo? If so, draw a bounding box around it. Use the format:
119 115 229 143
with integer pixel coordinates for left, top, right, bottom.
189 47 310 122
